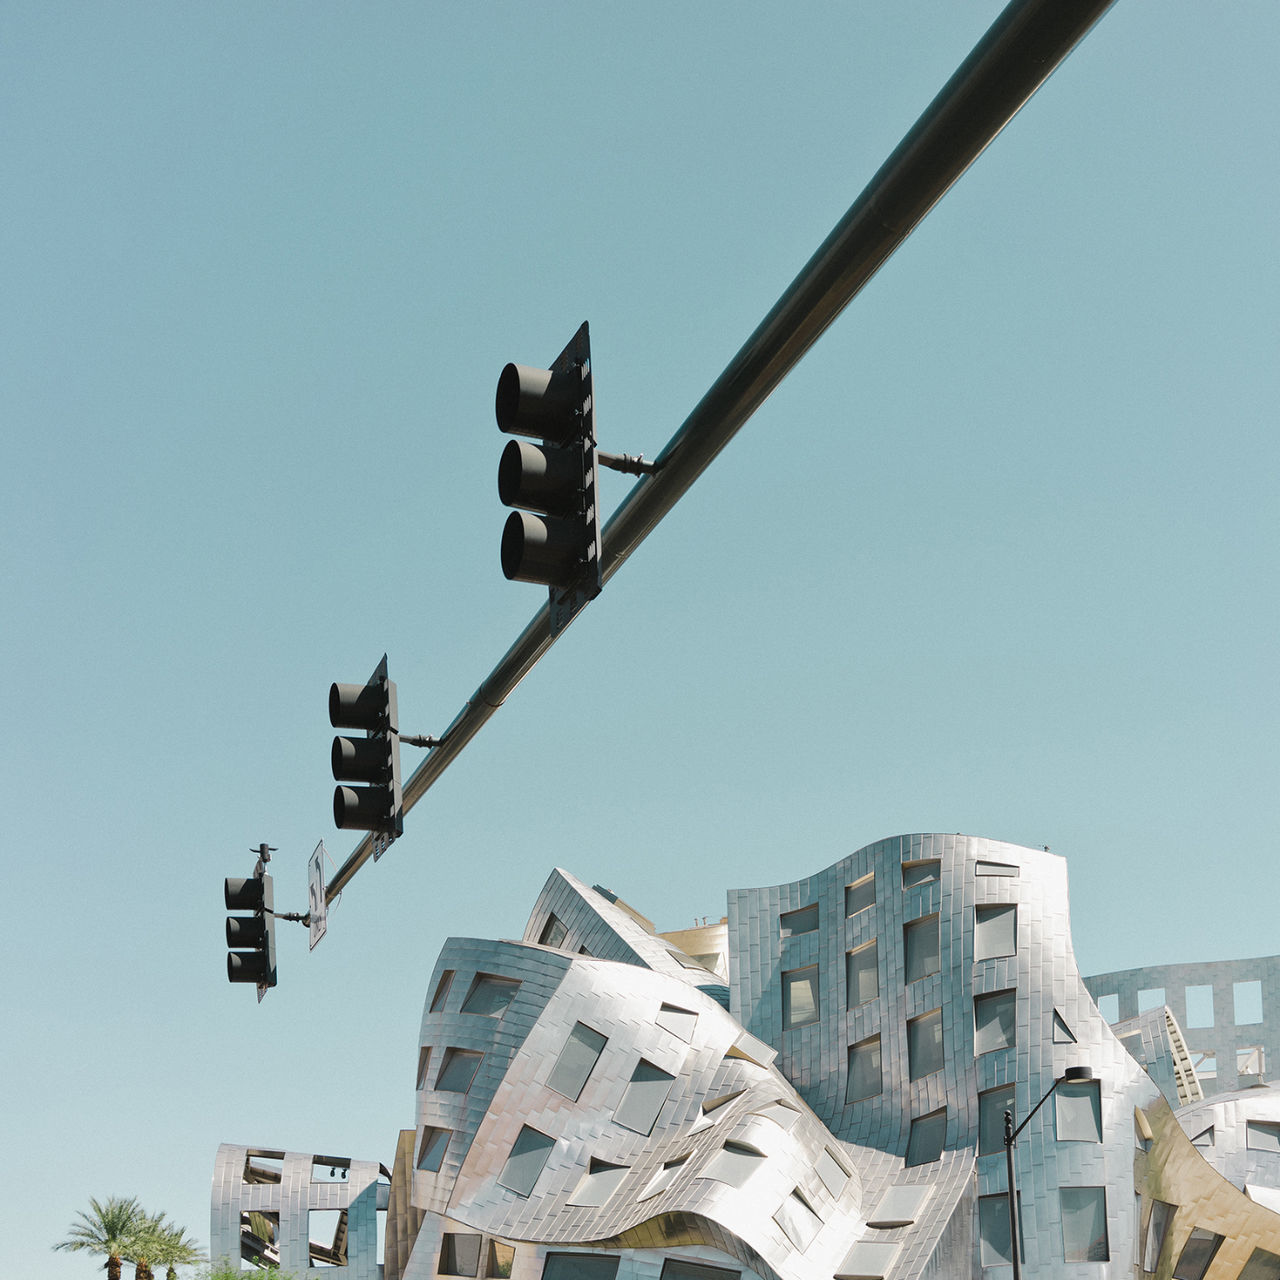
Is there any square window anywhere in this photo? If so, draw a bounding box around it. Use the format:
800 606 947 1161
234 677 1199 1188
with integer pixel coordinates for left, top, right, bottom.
547 1023 607 1101
904 914 940 983
498 1126 555 1196
846 1035 882 1102
978 1084 1015 1156
1055 1079 1102 1142
613 1060 675 1135
902 859 940 889
783 966 820 1029
780 904 819 937
1173 1229 1223 1280
845 874 875 916
416 1126 450 1171
436 1048 483 1094
461 973 520 1017
1235 980 1264 1025
974 904 1016 961
1192 1050 1217 1080
1239 1045 1266 1076
440 1234 482 1277
907 1009 944 1080
1185 984 1214 1028
905 1108 946 1166
846 941 878 1008
974 989 1016 1056
1239 1249 1280 1280
1060 1187 1109 1262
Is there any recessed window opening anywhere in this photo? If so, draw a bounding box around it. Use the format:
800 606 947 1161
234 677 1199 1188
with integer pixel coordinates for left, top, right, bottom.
417 1127 450 1172
498 1126 555 1197
541 1254 620 1280
978 1085 1015 1156
780 904 819 937
1184 984 1214 1028
976 861 1018 877
1239 1045 1266 1076
699 1140 766 1188
905 1108 947 1166
782 966 820 1029
1238 1248 1280 1280
655 1004 698 1040
547 1023 607 1101
1192 1050 1217 1080
974 904 1017 961
845 874 875 916
1138 987 1166 1014
461 973 521 1017
904 914 940 983
902 859 940 889
567 1160 630 1208
907 1009 944 1079
1235 980 1264 1025
538 915 568 948
614 1059 676 1135
242 1150 284 1183
754 1100 801 1130
1060 1187 1108 1262
1144 1200 1174 1274
639 1154 690 1200
774 1188 823 1250
486 1242 516 1278
430 970 454 1012
1173 1228 1223 1280
974 989 1016 1055
308 1208 348 1268
847 1034 882 1101
1097 992 1120 1023
846 940 878 1007
978 1194 1023 1267
311 1155 350 1182
816 1148 848 1198
240 1210 280 1268
439 1233 483 1277
1247 1121 1280 1153
416 1046 432 1089
1055 1079 1102 1142
436 1048 483 1094
659 1262 740 1280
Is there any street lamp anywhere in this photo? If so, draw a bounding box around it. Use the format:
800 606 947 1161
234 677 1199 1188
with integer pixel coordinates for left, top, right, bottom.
1004 1065 1095 1278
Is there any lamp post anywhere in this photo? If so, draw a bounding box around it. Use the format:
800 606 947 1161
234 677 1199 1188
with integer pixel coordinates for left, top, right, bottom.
1004 1065 1095 1278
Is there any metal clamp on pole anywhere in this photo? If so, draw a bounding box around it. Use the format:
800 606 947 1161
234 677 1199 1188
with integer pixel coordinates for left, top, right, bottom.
597 451 661 477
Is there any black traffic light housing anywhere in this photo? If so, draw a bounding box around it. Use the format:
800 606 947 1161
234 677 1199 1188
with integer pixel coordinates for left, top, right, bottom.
496 321 602 633
330 654 403 857
225 860 276 997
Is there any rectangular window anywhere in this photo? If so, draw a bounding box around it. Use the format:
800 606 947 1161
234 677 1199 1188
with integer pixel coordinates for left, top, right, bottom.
905 1108 946 1166
907 1009 944 1080
816 1148 849 1198
308 1209 348 1267
1173 1229 1224 1280
416 1046 432 1090
1192 1050 1217 1080
976 861 1018 877
655 1004 697 1041
440 1234 483 1277
1185 984 1214 1028
1144 1199 1174 1273
1239 1249 1280 1280
1247 1121 1280 1153
461 973 521 1017
974 904 1017 961
436 1048 483 1094
638 1155 689 1201
974 990 1016 1056
660 1262 740 1280
1097 992 1120 1023
780 904 819 937
486 1242 515 1278
614 1060 676 1135
1060 1187 1109 1262
904 914 940 983
1055 1078 1102 1142
538 915 568 948
845 874 875 916
567 1160 629 1207
699 1141 766 1188
430 970 454 1012
498 1126 555 1197
978 1084 1015 1156
782 966 820 1029
902 859 940 889
978 1194 1017 1268
1138 987 1166 1013
1235 979 1264 1025
416 1126 450 1172
547 1023 607 1101
846 1035 882 1102
774 1189 822 1251
542 1256 620 1280
846 941 878 1007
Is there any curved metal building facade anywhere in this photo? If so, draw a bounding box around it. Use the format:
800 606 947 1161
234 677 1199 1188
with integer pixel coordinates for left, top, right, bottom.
212 835 1280 1280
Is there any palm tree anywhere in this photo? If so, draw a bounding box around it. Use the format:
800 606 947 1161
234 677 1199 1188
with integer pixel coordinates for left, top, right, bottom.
147 1218 204 1280
53 1196 147 1280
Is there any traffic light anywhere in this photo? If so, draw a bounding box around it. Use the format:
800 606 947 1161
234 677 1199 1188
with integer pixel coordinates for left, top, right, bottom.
496 321 602 632
329 654 403 850
225 871 276 990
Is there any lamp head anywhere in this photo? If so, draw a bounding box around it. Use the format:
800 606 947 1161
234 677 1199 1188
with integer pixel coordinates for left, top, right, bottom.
1061 1065 1095 1083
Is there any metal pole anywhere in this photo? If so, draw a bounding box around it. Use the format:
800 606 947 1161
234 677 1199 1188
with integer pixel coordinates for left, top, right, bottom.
325 0 1117 903
1004 1109 1022 1280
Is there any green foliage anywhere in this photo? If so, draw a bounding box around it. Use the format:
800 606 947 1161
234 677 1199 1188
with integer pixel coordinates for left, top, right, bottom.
203 1262 299 1280
55 1199 205 1280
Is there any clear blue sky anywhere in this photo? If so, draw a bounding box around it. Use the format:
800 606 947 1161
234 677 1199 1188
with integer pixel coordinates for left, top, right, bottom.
3 3 1275 1276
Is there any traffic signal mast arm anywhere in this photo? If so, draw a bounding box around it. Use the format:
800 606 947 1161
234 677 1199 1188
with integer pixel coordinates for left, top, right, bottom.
324 0 1116 905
